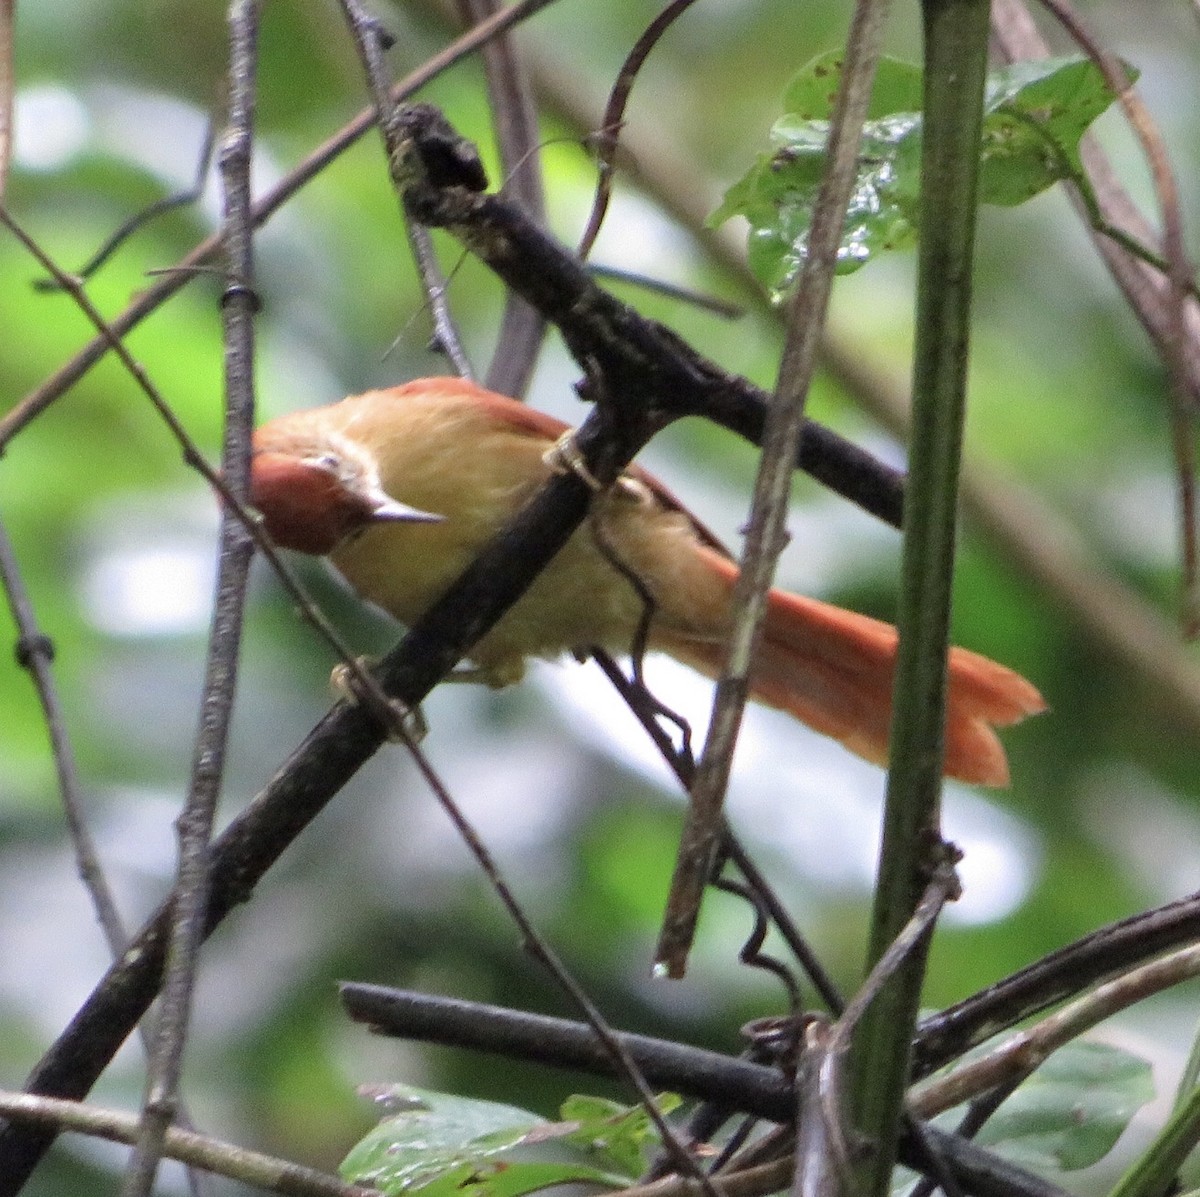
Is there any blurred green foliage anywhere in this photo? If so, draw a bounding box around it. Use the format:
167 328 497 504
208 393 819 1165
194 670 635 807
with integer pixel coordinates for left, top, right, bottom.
0 1 1197 1194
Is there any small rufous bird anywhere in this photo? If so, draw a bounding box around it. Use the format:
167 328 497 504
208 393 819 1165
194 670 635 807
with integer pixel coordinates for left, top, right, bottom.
250 377 1045 785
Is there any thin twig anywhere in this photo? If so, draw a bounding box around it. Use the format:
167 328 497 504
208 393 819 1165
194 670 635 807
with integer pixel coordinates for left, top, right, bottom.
712 875 803 1011
413 224 474 374
456 0 548 396
911 941 1200 1119
655 0 894 980
795 1007 973 1197
339 0 473 377
797 865 960 1197
833 864 959 1062
723 838 844 1015
576 0 702 262
591 650 845 1014
791 1015 841 1197
577 652 815 1185
587 264 744 319
0 1089 374 1197
32 109 220 292
802 872 969 1197
121 4 261 1192
0 518 128 959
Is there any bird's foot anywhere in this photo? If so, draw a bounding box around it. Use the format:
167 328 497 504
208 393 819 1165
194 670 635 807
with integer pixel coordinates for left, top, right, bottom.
330 656 428 742
542 430 604 492
443 658 526 689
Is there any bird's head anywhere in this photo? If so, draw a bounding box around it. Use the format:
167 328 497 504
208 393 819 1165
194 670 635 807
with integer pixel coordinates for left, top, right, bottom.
250 422 443 555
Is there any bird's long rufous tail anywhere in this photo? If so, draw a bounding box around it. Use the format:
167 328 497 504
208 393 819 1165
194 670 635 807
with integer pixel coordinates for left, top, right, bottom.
660 554 1045 786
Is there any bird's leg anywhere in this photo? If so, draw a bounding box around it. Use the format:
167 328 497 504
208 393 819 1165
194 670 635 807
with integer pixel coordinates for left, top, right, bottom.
330 656 428 742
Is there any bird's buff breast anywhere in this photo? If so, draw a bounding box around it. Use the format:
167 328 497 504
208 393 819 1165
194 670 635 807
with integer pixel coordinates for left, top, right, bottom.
331 519 651 678
329 488 719 681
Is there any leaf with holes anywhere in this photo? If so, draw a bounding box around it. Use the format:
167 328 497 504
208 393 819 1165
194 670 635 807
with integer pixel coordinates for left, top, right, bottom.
712 51 1135 297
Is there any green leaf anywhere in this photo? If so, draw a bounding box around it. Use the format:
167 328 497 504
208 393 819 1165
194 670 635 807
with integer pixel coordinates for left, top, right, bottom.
781 51 924 121
341 1086 678 1196
340 1086 545 1194
712 52 1134 297
389 1158 627 1197
975 1040 1154 1173
978 58 1130 206
559 1093 682 1177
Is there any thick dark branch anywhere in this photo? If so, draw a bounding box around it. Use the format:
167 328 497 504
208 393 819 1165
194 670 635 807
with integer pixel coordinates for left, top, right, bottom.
391 103 905 526
339 986 1068 1197
914 888 1200 1075
343 984 793 1119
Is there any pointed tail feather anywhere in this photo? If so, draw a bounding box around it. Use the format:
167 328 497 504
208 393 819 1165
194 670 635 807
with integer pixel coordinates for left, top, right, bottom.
661 568 1045 786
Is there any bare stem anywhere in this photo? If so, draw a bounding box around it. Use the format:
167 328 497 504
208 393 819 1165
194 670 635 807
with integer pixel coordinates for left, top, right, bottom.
655 0 895 979
121 3 261 1192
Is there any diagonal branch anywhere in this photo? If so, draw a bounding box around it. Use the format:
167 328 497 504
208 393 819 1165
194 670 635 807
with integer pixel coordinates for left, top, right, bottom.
0 1089 373 1197
338 0 474 377
0 106 674 1188
656 0 894 981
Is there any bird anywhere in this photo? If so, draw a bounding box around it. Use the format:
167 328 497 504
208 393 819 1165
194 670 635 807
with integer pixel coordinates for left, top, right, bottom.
249 376 1045 785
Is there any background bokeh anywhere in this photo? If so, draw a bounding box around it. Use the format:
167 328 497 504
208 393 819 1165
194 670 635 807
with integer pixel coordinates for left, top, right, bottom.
1 1 1198 1192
